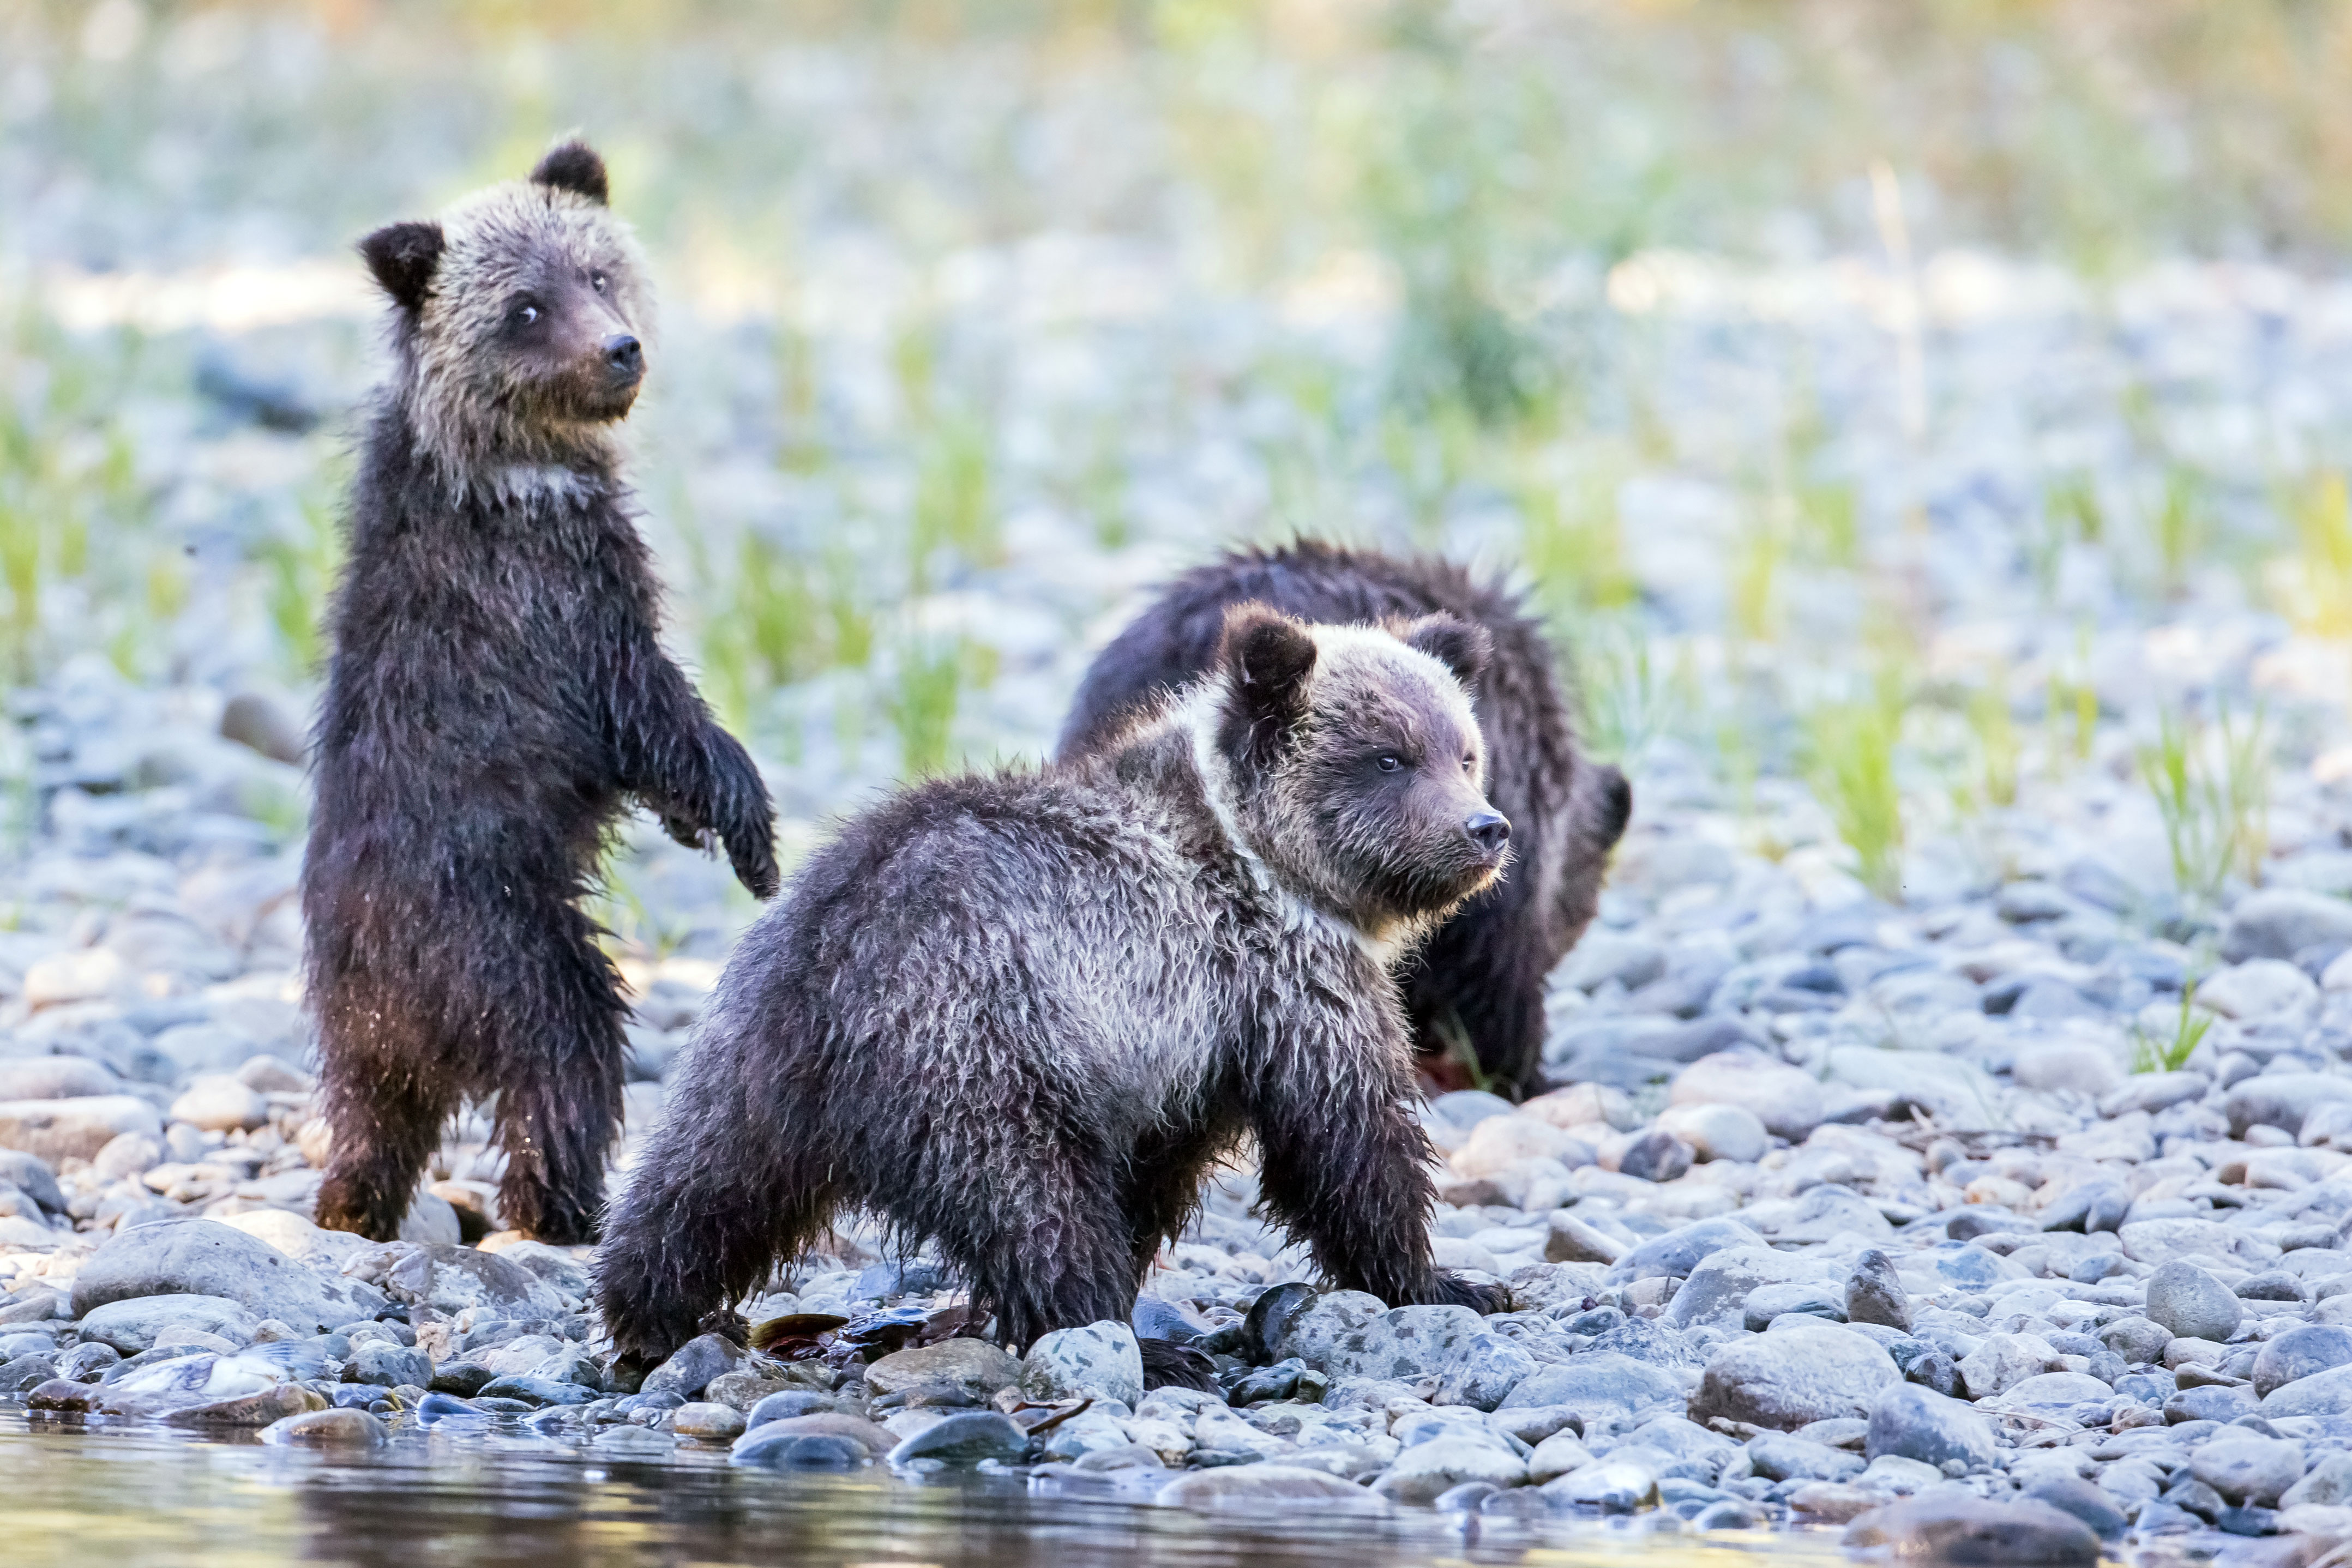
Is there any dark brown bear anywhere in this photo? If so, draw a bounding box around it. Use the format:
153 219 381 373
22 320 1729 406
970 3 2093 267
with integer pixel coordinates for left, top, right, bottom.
598 607 1511 1372
1058 542 1630 1099
304 142 779 1246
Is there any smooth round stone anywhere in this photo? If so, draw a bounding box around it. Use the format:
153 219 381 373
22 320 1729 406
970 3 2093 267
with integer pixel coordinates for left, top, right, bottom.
883 1410 1027 1467
1692 1498 1767 1530
2098 1317 2171 1365
346 1341 431 1389
261 1409 387 1446
2024 1477 2128 1540
744 1390 837 1430
593 1424 677 1455
1431 1480 1499 1512
167 1076 269 1133
1616 1130 1694 1184
413 1392 485 1422
2256 1326 2352 1399
1864 1383 1997 1471
1691 1325 1898 1430
2146 1262 2243 1344
1371 1434 1528 1505
474 1374 597 1407
1842 1494 2099 1565
863 1338 1022 1400
2236 1272 2305 1302
732 1427 871 1468
1541 1458 1659 1512
428 1360 496 1397
1653 1102 1767 1165
1742 1281 1845 1331
2191 1437 2306 1505
672 1401 747 1442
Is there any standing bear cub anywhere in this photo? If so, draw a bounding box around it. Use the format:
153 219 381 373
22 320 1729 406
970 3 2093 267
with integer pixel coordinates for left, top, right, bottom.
598 606 1510 1368
1060 542 1632 1099
305 141 779 1247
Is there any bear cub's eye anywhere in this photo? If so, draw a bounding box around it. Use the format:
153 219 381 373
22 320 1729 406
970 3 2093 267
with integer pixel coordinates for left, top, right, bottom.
509 301 541 328
1376 755 1403 773
591 272 609 293
1463 753 1477 772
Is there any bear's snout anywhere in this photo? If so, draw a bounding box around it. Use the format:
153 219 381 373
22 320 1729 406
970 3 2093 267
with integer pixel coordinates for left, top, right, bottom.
1465 810 1510 855
603 334 644 383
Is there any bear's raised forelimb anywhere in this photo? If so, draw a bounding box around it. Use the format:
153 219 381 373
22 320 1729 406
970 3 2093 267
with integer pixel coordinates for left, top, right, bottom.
606 642 780 898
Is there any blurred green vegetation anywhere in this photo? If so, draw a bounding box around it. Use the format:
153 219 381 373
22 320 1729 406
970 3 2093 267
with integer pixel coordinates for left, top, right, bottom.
6 0 2352 877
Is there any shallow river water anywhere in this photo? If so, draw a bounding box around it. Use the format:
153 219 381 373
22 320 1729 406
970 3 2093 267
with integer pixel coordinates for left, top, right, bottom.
1 1416 1855 1568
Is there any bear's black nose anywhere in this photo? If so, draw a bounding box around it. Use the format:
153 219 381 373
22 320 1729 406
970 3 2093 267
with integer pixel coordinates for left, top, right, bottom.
603 334 643 377
1466 811 1510 854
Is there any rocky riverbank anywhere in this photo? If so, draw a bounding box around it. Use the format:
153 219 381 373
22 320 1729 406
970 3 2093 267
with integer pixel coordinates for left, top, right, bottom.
8 738 2352 1564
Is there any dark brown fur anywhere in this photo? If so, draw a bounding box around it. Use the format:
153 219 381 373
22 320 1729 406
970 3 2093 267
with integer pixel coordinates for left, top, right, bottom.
1059 542 1631 1098
598 610 1508 1365
305 143 778 1246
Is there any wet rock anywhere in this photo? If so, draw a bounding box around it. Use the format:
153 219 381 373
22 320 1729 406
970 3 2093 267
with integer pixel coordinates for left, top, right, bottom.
593 1424 677 1456
737 1412 894 1456
1020 1320 1143 1407
865 1338 1022 1400
1845 1250 1912 1331
79 1294 257 1355
1748 1433 1865 1482
70 1218 384 1332
672 1401 748 1442
164 1383 327 1429
1541 1458 1659 1512
474 1374 597 1407
1617 1130 1694 1184
1843 1494 2098 1565
1240 1282 1319 1360
262 1408 388 1445
643 1333 746 1401
1372 1434 1528 1504
1864 1383 1998 1471
347 1341 432 1389
1690 1325 1899 1430
1155 1463 1388 1513
429 1360 496 1397
2023 1477 2127 1541
0 1096 163 1164
375 1244 563 1319
2191 1437 2306 1506
1525 1428 1595 1483
883 1410 1027 1467
2146 1261 2244 1343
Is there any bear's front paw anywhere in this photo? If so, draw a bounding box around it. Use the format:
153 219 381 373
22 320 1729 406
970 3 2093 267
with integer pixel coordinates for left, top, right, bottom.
659 808 708 851
727 835 781 900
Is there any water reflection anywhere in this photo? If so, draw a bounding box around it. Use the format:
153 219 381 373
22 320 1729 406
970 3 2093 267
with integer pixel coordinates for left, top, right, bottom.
2 1415 1848 1568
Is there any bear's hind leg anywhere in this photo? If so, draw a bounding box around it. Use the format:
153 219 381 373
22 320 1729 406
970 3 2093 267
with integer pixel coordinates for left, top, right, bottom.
316 1053 459 1241
483 903 629 1246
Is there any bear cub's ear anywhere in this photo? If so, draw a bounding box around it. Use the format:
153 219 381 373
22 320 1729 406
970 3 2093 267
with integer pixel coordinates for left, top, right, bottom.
1399 613 1491 686
1217 602 1318 732
358 221 444 313
531 140 610 206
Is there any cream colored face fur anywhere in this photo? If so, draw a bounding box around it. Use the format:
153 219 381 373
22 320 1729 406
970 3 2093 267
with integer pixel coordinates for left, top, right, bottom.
393 179 653 491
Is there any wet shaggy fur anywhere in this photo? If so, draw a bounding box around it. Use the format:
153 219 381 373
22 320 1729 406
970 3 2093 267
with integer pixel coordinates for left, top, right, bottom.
1058 542 1632 1099
306 142 779 1247
598 608 1512 1364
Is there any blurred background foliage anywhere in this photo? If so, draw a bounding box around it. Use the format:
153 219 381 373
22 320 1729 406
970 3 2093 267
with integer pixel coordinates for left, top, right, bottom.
6 0 2352 901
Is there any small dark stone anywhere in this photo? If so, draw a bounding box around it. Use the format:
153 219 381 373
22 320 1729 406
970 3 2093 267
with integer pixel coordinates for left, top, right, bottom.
2163 1477 2227 1521
1562 1306 1626 1337
2217 1505 2280 1537
2235 1272 2306 1302
1225 1359 1304 1407
1905 1352 1963 1398
1241 1283 1319 1364
58 1343 120 1383
2038 1182 2130 1235
1129 1295 1209 1344
1944 1210 2038 1241
0 1352 55 1394
25 1377 93 1412
882 1410 1027 1467
413 1391 486 1421
328 1385 382 1409
476 1374 598 1408
1845 1249 1912 1331
429 1360 497 1397
642 1333 744 1401
2026 1476 2127 1540
346 1341 432 1389
1619 1130 1695 1184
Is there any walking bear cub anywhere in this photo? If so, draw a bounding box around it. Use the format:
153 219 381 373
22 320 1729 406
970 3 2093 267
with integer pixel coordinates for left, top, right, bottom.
598 606 1512 1370
305 141 778 1247
1060 542 1631 1099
